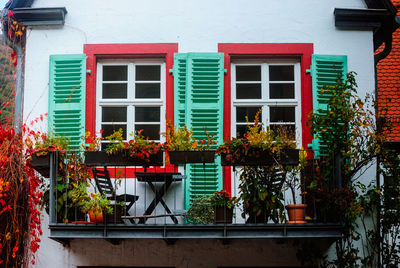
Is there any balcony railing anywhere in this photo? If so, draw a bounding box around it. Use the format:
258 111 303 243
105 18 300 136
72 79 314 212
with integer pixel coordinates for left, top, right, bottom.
35 150 343 245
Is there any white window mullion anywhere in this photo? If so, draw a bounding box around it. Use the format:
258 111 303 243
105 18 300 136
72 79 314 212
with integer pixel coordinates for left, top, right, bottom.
231 105 237 139
98 59 166 146
264 105 270 127
231 60 300 143
127 105 135 140
128 63 135 101
294 62 302 146
263 63 269 100
96 62 103 136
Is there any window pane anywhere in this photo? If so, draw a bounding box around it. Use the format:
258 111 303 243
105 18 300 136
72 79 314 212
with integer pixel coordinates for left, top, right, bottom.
135 107 160 122
236 107 262 123
270 124 296 140
269 66 294 81
103 66 127 81
135 124 160 140
270 107 295 122
236 66 261 81
236 125 249 138
102 83 127 99
136 65 160 81
269 83 295 99
102 107 127 122
135 83 160 98
236 83 261 99
101 124 127 139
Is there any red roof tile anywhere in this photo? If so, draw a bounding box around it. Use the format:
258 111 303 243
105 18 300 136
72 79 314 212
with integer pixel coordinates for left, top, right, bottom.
377 0 400 141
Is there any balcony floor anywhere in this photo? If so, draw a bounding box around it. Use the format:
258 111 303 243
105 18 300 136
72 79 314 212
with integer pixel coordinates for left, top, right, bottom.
49 223 343 245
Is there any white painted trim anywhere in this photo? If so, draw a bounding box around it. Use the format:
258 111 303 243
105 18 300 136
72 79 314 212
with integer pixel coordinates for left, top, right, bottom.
96 60 166 144
231 60 301 147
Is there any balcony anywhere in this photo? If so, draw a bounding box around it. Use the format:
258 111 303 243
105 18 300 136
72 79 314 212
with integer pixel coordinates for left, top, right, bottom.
36 150 343 245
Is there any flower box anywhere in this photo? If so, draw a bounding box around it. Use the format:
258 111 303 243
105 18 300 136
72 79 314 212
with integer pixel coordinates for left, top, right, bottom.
220 149 299 166
31 154 50 177
220 150 275 166
84 151 164 167
168 150 216 164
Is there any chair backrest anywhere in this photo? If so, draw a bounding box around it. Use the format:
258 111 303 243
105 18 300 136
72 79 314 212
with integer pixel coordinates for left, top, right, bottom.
272 167 286 189
92 167 115 199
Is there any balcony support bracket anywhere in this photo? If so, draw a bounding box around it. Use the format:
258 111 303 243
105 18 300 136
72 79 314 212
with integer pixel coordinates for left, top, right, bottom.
105 238 121 245
219 238 231 245
51 237 70 247
163 238 178 245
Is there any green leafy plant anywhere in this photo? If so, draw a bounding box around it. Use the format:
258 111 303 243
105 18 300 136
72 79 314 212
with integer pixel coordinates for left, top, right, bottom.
239 166 285 223
185 196 214 224
165 120 218 152
39 150 91 223
209 190 236 209
79 192 114 216
165 120 195 151
283 150 307 205
303 72 391 266
68 182 91 210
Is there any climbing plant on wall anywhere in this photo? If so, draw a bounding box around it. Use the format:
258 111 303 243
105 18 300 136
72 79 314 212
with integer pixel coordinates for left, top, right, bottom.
306 72 400 267
0 123 43 266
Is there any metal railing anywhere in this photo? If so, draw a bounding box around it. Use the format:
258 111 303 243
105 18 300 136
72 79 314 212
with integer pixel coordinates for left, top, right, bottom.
42 149 342 226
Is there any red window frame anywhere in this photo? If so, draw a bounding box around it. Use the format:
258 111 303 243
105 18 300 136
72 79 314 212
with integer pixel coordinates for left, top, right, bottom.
83 43 179 176
218 43 314 192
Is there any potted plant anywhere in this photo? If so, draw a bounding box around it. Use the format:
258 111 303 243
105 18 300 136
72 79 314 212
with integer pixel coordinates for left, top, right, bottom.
40 150 91 223
239 165 286 223
165 121 217 164
85 129 163 166
184 195 214 224
77 190 120 223
67 182 91 222
209 190 236 224
284 150 307 223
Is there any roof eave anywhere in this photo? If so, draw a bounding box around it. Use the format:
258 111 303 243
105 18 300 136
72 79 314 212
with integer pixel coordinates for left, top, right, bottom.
334 8 391 29
11 7 67 26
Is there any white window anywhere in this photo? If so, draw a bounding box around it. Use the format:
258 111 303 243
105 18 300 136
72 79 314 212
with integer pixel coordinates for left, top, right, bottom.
231 59 301 145
96 59 166 148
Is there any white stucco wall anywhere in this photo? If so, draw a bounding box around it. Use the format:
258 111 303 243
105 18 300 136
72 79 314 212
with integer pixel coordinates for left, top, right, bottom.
22 0 376 267
24 0 373 127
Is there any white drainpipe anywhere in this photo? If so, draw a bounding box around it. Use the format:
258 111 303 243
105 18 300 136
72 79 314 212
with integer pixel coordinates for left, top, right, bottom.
2 22 25 133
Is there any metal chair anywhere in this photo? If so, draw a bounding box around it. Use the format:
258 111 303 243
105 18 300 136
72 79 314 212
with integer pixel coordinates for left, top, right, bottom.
92 167 139 224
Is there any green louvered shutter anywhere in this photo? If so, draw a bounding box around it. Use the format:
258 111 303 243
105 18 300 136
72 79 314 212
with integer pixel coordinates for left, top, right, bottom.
172 53 224 209
48 54 86 151
309 54 347 158
173 53 188 127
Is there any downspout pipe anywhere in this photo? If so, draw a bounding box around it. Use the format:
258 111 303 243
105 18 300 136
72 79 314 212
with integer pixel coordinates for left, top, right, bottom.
373 13 400 268
2 28 25 133
1 0 33 132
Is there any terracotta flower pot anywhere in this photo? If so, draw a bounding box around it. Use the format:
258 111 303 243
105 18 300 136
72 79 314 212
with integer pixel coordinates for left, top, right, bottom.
88 209 103 223
285 204 307 223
